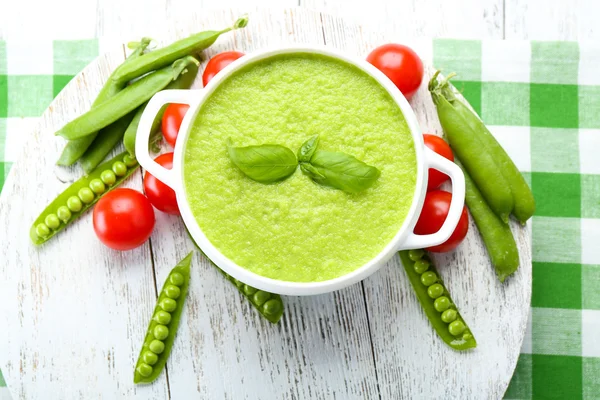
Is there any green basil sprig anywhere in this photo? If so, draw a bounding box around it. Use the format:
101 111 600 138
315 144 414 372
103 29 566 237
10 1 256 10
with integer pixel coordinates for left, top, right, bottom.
299 138 381 193
227 140 297 183
226 135 380 193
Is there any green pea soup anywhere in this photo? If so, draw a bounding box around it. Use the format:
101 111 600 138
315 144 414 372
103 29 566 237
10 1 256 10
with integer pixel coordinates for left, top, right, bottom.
183 52 417 282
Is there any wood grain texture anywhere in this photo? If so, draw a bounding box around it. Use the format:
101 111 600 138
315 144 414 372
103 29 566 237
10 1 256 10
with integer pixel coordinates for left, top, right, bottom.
305 0 505 38
0 8 531 400
505 0 599 40
1 0 599 40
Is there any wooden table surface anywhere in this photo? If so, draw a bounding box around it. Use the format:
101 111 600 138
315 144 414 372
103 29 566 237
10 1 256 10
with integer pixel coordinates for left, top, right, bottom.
0 0 598 41
0 8 534 400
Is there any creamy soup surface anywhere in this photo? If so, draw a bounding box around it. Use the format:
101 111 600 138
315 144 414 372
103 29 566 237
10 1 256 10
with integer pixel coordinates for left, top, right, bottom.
183 53 417 282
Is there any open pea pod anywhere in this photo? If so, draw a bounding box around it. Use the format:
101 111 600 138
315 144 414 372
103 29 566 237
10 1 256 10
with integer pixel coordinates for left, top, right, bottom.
30 152 139 245
134 251 193 384
399 250 476 351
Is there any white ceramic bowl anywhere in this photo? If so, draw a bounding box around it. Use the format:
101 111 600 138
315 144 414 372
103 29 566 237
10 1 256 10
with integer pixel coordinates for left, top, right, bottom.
136 46 465 296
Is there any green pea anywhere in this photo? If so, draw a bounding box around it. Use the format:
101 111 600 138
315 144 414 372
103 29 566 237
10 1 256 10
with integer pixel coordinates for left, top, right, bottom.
233 279 243 288
136 363 153 377
253 291 271 307
160 298 177 312
67 196 83 212
463 333 473 341
44 214 60 230
35 223 50 238
433 296 451 312
408 249 425 261
153 325 169 340
164 285 181 299
414 259 430 274
243 285 258 296
112 161 127 177
56 206 72 222
262 299 282 316
427 284 444 299
78 187 95 204
100 170 117 186
154 310 171 325
123 154 138 167
449 320 466 336
89 179 106 195
420 271 437 287
441 309 458 323
169 272 185 286
142 350 158 366
149 339 165 354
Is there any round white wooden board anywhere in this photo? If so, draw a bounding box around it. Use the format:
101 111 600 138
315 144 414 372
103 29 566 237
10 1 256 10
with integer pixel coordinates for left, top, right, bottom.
0 8 531 400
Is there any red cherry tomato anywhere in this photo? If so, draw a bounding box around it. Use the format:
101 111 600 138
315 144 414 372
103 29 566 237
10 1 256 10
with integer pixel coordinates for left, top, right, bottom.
414 190 468 253
202 51 245 86
366 44 424 100
93 188 155 251
161 103 189 148
144 153 180 215
423 134 454 190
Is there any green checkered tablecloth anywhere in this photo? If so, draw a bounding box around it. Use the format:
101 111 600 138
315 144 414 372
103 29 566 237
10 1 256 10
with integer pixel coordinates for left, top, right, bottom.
0 39 599 399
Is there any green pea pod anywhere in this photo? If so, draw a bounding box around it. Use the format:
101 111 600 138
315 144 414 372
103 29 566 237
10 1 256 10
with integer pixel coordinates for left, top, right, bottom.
113 15 248 86
440 83 535 224
57 38 151 166
186 229 284 324
458 161 519 282
30 152 138 245
55 56 199 141
134 252 193 384
123 59 199 156
399 250 476 351
429 72 513 223
80 111 137 174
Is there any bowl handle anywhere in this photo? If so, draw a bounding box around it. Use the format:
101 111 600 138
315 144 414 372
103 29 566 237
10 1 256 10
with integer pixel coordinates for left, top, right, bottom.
135 89 201 190
398 147 466 250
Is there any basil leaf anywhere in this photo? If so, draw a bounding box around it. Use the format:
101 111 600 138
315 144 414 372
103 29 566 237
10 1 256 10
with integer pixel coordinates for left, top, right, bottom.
298 135 320 163
227 141 297 184
301 150 381 193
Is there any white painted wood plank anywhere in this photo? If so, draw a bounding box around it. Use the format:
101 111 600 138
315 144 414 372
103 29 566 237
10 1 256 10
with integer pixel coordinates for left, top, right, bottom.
0 49 169 399
150 9 379 399
506 0 600 40
3 0 600 42
0 0 99 39
302 0 504 38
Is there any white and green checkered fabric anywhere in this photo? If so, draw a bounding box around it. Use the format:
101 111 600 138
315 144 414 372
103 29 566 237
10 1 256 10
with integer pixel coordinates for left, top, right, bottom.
1 39 599 399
